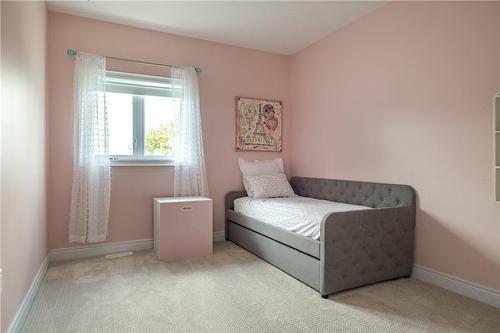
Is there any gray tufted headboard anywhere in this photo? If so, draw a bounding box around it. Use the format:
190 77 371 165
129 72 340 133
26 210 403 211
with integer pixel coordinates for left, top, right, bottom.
290 177 415 209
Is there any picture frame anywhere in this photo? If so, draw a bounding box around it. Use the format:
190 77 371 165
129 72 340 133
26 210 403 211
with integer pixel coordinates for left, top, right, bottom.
235 96 283 152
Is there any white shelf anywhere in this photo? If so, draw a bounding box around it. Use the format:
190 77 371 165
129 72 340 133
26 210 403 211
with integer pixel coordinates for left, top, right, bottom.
495 95 500 201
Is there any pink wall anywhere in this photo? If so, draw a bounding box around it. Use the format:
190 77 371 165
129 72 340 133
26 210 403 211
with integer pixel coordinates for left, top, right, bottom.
47 12 290 249
290 2 500 290
1 2 48 331
47 1 500 294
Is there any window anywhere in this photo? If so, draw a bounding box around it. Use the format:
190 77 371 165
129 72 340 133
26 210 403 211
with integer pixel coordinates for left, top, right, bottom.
106 71 178 163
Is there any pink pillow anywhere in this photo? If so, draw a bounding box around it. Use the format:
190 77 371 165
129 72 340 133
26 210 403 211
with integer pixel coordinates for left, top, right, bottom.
243 173 295 198
238 158 284 176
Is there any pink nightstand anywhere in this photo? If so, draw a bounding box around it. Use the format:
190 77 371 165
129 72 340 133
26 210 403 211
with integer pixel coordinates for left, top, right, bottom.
153 196 213 262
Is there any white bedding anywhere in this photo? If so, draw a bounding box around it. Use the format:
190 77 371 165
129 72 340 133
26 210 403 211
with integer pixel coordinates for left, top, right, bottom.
234 196 371 240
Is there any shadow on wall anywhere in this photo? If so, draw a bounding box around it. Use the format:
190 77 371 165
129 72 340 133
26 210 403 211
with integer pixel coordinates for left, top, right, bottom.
414 191 499 290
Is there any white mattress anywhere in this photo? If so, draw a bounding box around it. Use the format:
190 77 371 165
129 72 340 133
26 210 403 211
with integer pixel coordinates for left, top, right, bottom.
234 196 371 240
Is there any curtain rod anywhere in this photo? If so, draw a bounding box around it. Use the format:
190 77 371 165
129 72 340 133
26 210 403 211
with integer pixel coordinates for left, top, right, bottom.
66 49 202 73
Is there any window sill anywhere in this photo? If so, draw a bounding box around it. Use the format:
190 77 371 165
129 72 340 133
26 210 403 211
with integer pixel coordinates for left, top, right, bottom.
110 160 175 167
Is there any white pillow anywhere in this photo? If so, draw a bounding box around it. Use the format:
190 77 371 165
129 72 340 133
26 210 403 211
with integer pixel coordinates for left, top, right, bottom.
238 158 284 176
243 173 295 198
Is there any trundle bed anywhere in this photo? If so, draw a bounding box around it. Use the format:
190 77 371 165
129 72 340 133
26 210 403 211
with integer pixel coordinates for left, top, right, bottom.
225 176 416 298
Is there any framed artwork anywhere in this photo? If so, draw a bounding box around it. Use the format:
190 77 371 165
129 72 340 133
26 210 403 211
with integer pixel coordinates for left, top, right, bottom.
235 96 283 152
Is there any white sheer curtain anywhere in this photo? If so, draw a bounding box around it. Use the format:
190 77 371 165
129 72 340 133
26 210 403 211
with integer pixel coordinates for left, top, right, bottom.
172 67 209 197
69 53 111 243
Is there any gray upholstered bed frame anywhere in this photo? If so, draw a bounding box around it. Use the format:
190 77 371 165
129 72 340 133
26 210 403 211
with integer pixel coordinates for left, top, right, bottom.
225 176 415 298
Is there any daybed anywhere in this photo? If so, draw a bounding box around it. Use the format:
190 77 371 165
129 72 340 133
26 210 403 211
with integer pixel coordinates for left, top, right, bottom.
225 176 416 298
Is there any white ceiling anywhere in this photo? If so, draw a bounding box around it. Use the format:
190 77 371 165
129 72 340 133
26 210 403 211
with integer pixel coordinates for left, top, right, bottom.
47 1 385 55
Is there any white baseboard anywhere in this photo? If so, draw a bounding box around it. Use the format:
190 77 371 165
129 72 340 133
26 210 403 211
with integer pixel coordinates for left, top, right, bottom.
213 230 226 242
50 231 226 262
412 264 500 309
49 239 154 262
7 256 48 333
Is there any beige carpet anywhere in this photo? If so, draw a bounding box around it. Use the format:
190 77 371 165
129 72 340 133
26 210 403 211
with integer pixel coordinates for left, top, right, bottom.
23 242 500 333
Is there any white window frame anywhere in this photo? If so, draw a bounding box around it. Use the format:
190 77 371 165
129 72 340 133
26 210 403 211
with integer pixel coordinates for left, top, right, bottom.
106 71 177 166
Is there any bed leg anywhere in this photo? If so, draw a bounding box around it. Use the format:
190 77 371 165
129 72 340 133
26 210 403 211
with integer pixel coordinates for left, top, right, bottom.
321 294 328 299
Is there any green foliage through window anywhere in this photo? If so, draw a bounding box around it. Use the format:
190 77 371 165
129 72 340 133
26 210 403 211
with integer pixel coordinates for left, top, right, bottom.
145 122 174 156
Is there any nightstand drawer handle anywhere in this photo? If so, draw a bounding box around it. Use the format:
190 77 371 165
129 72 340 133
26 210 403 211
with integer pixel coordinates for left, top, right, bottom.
182 206 193 211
